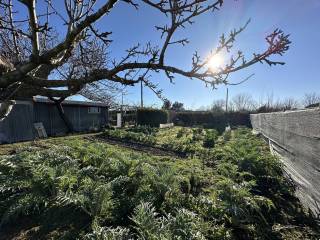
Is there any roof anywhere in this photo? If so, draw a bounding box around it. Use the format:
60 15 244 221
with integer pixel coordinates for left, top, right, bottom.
33 97 109 107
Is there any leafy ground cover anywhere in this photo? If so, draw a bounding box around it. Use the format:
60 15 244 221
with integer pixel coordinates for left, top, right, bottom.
0 129 319 239
102 126 219 155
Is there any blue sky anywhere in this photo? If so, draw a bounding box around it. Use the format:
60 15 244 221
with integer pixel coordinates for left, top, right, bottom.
24 0 320 108
97 0 320 108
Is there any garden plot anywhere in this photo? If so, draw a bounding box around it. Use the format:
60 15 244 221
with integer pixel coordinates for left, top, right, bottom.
101 126 220 156
0 128 319 239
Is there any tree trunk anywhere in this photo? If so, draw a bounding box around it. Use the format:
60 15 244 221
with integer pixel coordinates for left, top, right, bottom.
54 101 74 133
0 100 14 121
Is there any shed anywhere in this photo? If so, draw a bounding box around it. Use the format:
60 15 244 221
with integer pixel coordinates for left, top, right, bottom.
0 98 108 144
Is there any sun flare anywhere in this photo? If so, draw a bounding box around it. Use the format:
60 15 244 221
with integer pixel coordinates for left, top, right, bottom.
208 54 224 71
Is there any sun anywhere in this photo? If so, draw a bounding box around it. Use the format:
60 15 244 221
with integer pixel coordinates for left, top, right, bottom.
208 54 224 72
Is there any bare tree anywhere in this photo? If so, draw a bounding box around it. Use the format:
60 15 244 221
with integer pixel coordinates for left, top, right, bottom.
0 0 291 127
231 93 256 112
210 99 225 112
80 82 126 108
280 97 299 110
302 92 320 108
263 93 276 110
257 93 282 113
257 94 301 113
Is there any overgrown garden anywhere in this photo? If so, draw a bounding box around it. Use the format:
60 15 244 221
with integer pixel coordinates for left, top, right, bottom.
0 128 319 239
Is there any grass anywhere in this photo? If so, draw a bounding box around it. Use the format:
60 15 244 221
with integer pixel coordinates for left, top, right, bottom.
0 128 319 239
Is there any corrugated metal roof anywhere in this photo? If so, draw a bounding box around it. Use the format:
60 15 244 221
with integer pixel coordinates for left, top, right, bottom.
33 97 109 107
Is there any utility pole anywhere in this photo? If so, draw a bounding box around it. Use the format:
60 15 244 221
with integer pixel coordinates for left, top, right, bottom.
140 77 144 108
225 87 231 129
120 90 128 127
121 91 124 115
225 87 229 112
121 92 124 109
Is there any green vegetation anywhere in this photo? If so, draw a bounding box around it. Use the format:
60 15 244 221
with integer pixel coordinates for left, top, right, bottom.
0 129 319 239
173 112 251 132
136 108 169 127
103 126 219 155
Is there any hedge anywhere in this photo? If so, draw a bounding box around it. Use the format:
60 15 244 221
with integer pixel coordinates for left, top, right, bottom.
137 108 169 127
172 111 251 132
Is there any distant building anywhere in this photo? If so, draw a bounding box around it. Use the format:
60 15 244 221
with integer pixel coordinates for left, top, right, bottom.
0 98 108 144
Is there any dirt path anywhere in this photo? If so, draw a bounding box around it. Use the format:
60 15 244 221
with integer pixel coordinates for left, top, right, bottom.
85 135 187 159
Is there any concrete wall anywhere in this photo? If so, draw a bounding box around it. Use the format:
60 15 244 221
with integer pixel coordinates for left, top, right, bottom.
250 108 320 213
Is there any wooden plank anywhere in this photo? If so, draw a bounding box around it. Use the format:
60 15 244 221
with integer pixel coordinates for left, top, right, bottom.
34 122 48 138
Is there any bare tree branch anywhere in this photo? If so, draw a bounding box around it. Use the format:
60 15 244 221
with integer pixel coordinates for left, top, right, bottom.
0 0 291 119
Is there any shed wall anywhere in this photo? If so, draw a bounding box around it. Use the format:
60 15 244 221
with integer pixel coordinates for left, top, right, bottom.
0 101 34 143
34 103 108 136
0 101 108 143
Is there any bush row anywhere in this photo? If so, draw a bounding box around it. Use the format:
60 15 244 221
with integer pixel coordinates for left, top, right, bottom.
137 108 168 127
172 111 251 132
127 108 250 130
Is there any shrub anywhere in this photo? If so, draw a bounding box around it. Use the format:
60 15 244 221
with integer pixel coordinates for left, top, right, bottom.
222 129 232 142
103 129 156 145
173 111 251 132
127 125 158 135
176 128 186 138
137 108 169 127
203 129 219 148
192 128 204 142
131 202 209 239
